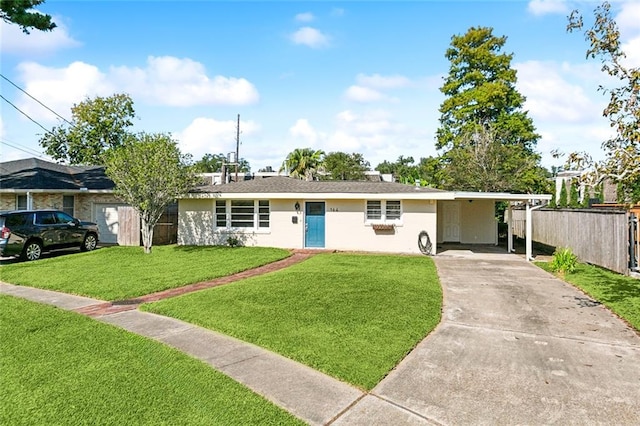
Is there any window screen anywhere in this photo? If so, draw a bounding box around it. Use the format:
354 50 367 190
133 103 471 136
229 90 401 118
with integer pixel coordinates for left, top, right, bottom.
386 201 401 220
366 201 382 220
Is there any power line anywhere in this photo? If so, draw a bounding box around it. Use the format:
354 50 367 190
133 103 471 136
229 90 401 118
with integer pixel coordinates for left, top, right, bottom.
0 93 55 136
0 139 49 160
0 73 72 125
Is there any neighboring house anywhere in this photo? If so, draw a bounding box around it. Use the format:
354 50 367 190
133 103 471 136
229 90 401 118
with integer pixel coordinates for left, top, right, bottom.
178 176 550 256
0 158 125 243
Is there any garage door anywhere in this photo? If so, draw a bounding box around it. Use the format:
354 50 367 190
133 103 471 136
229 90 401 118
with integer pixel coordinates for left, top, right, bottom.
94 204 124 244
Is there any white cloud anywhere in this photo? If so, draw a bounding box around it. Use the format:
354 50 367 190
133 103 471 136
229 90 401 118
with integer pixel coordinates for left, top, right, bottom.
16 61 113 122
616 1 640 36
331 8 345 17
515 60 614 167
174 117 260 160
289 119 320 145
111 56 259 106
294 12 314 23
326 109 408 152
290 27 330 48
14 57 260 122
527 0 569 16
622 36 640 67
344 85 385 103
0 17 80 55
515 60 602 124
355 73 411 89
344 73 414 103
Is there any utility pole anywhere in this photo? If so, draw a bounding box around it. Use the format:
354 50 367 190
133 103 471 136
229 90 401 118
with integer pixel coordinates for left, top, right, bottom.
235 114 240 182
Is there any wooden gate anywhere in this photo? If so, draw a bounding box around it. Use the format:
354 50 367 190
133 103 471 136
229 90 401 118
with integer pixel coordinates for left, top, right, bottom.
117 206 141 246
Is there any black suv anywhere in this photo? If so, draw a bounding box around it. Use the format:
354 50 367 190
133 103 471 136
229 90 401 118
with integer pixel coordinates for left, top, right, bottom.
0 210 100 261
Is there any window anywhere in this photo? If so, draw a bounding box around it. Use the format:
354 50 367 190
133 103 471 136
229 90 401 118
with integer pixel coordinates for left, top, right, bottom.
215 200 226 227
6 213 32 227
258 200 270 228
17 195 27 210
231 200 254 228
366 200 402 223
36 211 57 225
366 201 382 220
386 200 401 220
54 211 75 224
215 200 270 230
63 196 75 216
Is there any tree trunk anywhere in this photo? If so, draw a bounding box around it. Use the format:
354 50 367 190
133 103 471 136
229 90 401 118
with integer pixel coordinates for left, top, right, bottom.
141 218 154 254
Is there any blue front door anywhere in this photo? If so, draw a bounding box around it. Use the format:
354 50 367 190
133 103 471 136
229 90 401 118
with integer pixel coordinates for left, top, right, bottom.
305 202 325 248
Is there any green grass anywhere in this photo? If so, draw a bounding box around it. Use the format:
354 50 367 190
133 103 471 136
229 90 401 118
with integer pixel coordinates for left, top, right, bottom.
0 245 290 301
536 261 640 331
0 295 303 426
143 253 443 390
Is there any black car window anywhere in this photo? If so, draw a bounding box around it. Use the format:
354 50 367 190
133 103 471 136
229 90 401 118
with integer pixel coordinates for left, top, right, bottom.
55 212 75 224
5 213 32 227
36 212 57 225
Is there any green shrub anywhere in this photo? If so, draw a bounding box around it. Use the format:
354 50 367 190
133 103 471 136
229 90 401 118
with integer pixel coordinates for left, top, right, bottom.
558 182 568 208
550 247 578 274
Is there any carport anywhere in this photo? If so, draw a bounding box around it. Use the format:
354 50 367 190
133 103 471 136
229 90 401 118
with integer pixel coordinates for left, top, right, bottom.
439 192 552 260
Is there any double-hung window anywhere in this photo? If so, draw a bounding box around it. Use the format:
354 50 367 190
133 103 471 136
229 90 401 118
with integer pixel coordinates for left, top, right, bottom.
366 200 402 223
215 200 270 230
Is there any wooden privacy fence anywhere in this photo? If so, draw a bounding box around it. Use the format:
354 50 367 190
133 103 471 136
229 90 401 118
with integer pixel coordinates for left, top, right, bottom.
116 204 178 247
512 208 629 275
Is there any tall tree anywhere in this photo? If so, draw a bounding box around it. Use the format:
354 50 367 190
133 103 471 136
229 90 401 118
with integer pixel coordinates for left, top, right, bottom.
193 153 250 173
436 26 546 192
280 148 325 181
1 0 55 33
568 2 640 203
105 133 198 254
321 152 370 180
40 93 136 165
375 155 420 184
443 123 550 192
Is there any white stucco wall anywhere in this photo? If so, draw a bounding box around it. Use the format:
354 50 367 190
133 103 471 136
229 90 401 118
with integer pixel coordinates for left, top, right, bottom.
437 199 497 244
178 197 437 254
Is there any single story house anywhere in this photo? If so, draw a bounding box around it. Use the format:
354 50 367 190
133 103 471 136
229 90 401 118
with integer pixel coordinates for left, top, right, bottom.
178 176 551 258
0 158 125 243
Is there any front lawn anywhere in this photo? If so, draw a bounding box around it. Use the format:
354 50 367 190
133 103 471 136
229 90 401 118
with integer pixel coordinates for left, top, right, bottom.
536 261 640 331
0 295 303 425
0 245 290 301
143 253 443 390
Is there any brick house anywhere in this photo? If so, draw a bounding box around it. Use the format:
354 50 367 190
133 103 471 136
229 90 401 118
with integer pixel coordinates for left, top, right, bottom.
0 158 126 243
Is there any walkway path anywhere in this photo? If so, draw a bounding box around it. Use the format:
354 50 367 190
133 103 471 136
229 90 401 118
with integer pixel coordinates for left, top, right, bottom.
2 248 640 425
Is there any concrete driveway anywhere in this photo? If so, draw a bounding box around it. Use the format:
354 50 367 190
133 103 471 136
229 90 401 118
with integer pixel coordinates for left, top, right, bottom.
336 248 640 425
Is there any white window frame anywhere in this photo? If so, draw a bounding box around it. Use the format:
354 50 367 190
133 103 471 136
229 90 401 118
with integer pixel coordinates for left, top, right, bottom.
215 199 270 231
365 200 402 225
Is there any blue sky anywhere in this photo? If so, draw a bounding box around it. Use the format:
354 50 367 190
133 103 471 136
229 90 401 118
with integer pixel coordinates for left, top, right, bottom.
2 0 639 173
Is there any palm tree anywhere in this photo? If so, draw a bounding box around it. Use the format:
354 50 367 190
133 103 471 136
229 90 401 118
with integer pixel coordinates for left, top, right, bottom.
280 148 325 181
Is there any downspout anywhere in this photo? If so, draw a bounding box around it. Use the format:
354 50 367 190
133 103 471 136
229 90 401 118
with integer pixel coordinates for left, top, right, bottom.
507 202 513 253
26 191 33 209
526 200 546 261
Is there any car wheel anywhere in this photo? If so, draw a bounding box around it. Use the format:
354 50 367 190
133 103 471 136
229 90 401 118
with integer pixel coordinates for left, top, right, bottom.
22 241 42 261
81 233 98 251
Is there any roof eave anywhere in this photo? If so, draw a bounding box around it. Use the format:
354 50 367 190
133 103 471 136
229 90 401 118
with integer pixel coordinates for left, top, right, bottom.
183 191 455 200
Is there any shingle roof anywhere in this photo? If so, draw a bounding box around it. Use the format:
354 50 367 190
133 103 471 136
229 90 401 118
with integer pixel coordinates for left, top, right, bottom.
192 176 447 194
0 158 114 191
